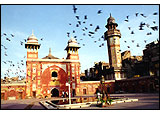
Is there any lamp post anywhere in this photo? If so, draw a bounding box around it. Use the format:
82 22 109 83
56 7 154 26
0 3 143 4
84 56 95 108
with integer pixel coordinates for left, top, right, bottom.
101 76 105 99
66 80 71 104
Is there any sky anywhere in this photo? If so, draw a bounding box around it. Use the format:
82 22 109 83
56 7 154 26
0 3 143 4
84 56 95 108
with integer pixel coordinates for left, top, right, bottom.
1 5 159 79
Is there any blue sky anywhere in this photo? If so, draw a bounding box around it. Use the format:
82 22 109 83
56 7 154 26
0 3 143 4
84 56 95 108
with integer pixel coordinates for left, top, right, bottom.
1 5 159 79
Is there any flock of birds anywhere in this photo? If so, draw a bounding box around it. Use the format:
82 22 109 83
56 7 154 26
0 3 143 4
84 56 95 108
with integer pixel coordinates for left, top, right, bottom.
66 5 159 51
1 5 159 79
122 12 159 52
66 5 105 47
1 32 44 80
66 5 159 53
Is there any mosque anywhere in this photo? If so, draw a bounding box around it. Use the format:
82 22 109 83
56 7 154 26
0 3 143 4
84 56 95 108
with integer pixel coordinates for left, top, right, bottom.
1 15 125 100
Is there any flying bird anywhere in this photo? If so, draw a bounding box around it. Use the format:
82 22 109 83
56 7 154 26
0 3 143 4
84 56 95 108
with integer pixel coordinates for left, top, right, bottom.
126 15 129 19
124 19 129 22
131 40 134 43
67 32 70 37
140 13 147 18
144 40 147 43
77 21 81 25
82 28 85 31
10 34 14 37
90 24 93 26
3 33 7 36
89 31 95 34
76 24 79 27
4 53 8 56
6 38 11 41
4 46 7 50
139 26 144 30
40 38 43 41
153 21 156 24
24 39 27 42
75 16 79 20
3 61 7 64
135 13 139 17
88 34 92 37
131 31 134 34
146 24 150 28
128 27 131 30
97 10 102 14
85 27 88 30
95 25 100 32
153 12 158 15
73 5 77 14
147 32 152 35
150 26 158 31
84 15 87 19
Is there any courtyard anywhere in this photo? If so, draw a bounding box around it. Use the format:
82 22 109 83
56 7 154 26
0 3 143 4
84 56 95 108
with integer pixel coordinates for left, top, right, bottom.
1 93 159 109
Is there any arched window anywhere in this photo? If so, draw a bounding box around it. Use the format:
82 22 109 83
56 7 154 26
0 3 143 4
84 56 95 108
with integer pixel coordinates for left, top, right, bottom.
52 71 57 77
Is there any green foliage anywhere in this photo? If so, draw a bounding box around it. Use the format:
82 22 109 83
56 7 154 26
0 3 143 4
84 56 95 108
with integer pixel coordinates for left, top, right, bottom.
107 98 113 105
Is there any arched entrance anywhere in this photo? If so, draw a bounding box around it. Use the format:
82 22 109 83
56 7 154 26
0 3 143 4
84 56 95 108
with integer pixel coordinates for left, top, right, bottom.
51 88 59 97
51 88 59 104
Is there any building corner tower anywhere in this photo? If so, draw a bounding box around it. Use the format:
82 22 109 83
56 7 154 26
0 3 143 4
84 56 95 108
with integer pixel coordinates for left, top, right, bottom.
65 37 81 96
104 14 125 80
25 31 41 97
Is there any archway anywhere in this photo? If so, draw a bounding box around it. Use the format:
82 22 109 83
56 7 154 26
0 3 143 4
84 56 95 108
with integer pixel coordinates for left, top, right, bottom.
51 88 59 97
51 88 59 104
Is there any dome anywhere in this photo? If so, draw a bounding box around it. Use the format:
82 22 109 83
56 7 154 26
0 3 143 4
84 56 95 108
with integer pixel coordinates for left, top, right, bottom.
67 37 79 47
27 31 38 44
107 13 116 24
65 37 80 50
68 37 77 44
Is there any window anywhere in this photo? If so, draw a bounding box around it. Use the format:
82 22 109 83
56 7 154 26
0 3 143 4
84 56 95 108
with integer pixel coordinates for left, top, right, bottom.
83 89 87 95
52 71 57 77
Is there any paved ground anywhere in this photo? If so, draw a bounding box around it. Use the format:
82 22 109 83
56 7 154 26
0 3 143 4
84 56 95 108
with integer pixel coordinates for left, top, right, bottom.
83 93 159 109
1 93 159 109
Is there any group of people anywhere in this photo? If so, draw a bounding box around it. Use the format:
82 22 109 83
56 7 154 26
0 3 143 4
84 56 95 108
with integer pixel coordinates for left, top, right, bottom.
95 88 109 103
61 91 68 98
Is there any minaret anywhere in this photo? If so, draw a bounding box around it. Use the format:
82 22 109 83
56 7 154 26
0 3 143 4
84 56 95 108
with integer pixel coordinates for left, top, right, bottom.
25 31 40 59
65 37 80 60
25 31 40 97
65 37 81 97
104 14 124 80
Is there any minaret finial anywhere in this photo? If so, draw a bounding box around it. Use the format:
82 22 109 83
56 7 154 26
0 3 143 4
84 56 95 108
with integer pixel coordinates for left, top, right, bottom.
49 48 51 55
32 30 34 35
110 13 112 17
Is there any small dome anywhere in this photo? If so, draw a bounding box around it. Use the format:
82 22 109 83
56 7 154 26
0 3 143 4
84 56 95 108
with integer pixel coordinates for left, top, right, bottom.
68 37 79 47
65 37 80 50
27 31 38 44
68 37 77 44
107 13 115 24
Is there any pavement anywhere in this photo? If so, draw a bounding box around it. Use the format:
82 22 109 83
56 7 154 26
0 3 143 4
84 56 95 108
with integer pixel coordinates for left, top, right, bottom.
1 93 159 109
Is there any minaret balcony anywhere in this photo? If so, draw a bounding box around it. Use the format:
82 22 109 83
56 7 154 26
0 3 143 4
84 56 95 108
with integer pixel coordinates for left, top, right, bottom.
105 29 121 39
